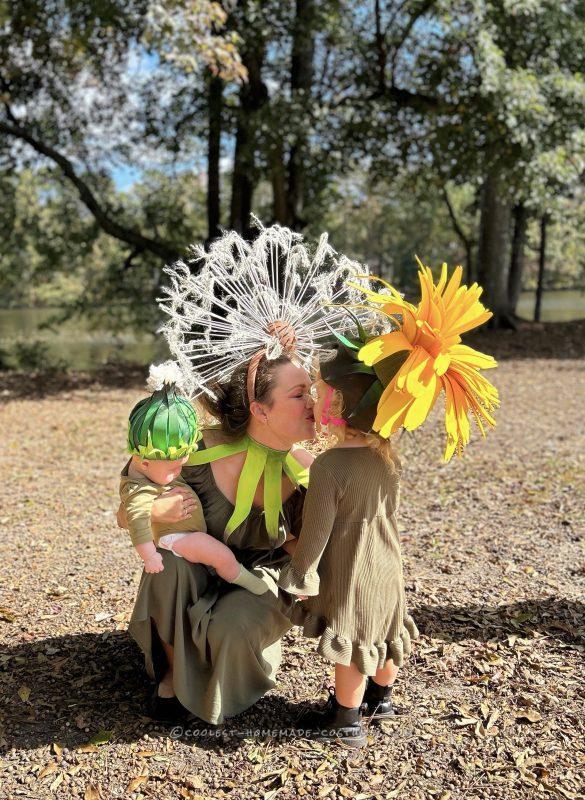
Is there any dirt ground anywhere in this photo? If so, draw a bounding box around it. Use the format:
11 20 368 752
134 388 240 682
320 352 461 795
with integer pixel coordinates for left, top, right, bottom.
0 322 584 800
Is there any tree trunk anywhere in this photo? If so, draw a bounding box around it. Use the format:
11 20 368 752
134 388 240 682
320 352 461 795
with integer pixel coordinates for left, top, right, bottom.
230 124 253 236
286 0 316 230
206 74 223 245
476 169 513 327
442 185 474 284
270 136 288 224
508 202 527 317
534 214 548 322
229 40 268 239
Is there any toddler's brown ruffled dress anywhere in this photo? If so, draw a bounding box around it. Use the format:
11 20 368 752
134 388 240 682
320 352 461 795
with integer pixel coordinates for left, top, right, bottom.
278 447 418 675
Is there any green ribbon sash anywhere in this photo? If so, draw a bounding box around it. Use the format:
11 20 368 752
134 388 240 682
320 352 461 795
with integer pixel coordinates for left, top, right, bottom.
187 434 309 542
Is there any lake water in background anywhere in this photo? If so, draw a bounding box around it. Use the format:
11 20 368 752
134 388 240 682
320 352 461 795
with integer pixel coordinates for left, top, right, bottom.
1 289 584 370
0 307 169 370
515 289 585 323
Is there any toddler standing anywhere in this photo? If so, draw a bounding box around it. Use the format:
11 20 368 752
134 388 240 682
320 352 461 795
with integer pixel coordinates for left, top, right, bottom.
279 361 418 747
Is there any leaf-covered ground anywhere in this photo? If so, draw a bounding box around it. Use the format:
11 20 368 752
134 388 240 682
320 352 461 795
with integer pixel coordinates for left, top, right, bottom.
1 322 584 800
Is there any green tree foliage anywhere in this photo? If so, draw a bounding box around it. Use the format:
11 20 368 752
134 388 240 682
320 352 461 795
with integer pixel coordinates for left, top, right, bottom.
0 0 583 334
0 167 208 329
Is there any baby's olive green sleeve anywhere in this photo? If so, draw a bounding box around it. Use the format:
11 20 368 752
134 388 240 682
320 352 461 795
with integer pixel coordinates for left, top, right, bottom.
120 484 160 547
278 460 343 596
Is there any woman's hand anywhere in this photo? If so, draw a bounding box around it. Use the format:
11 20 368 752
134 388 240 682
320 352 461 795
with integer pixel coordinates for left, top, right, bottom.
290 445 314 468
282 538 298 556
151 486 198 524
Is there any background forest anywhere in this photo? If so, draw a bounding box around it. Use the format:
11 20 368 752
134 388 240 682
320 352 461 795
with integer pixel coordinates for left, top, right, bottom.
1 5 584 798
0 0 584 357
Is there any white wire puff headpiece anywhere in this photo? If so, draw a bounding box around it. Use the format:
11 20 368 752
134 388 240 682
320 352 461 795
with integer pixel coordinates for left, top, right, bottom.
158 217 379 402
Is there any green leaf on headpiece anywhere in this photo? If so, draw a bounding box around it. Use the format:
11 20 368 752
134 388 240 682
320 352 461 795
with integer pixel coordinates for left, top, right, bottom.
127 384 200 460
139 396 165 447
373 350 410 387
342 307 368 344
331 329 360 351
348 379 383 425
326 360 376 379
167 391 180 443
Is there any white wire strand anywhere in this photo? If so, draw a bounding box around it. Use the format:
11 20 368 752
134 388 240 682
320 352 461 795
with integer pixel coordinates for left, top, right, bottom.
158 221 374 399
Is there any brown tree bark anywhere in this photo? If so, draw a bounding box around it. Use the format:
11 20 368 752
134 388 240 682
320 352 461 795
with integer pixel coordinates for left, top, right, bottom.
442 185 475 284
476 169 514 328
285 0 316 230
206 74 223 245
534 214 549 322
269 136 288 224
508 202 528 316
229 30 268 238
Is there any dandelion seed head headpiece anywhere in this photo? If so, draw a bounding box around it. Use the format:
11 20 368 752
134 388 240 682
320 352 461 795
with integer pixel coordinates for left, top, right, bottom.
158 217 379 402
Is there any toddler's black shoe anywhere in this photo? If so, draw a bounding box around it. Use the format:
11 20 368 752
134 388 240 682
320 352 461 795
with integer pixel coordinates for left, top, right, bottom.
297 688 366 748
360 677 394 722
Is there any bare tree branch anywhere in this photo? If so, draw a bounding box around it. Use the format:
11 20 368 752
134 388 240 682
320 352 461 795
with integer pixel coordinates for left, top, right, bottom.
374 0 388 92
442 185 470 248
368 83 445 113
0 116 181 263
389 0 438 80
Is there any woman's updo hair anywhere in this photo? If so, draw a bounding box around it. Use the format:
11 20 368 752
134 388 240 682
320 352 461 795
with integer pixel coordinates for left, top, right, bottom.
199 355 292 439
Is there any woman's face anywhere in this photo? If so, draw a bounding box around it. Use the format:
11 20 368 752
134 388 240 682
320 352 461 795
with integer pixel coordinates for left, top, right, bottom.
257 362 316 445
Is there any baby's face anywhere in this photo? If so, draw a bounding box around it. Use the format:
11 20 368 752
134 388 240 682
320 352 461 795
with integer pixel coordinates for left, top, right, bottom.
142 456 188 485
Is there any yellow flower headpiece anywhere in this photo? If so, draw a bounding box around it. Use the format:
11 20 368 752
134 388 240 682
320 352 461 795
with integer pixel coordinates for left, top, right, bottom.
348 258 499 461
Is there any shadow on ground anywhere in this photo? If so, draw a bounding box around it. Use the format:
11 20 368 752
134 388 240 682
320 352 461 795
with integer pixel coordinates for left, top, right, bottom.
1 597 582 753
413 596 584 644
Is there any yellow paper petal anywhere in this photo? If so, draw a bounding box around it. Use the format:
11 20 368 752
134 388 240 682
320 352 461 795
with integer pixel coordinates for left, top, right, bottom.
449 344 497 370
434 352 451 376
351 260 497 457
358 330 413 366
374 391 412 438
403 374 440 430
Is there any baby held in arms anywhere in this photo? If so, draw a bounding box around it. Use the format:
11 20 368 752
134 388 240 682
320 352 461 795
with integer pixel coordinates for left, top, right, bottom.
119 362 267 595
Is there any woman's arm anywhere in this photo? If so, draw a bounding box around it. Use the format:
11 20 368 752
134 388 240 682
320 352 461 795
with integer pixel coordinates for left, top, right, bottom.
290 445 315 468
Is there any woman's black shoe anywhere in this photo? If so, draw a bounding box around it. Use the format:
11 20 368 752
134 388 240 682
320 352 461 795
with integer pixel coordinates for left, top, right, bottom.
360 677 394 722
297 689 366 748
146 687 190 723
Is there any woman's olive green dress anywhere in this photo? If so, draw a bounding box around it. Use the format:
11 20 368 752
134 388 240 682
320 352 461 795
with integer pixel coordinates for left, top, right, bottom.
128 442 305 725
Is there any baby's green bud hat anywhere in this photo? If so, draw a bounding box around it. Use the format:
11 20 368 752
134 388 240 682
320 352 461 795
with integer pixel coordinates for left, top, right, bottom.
128 361 201 460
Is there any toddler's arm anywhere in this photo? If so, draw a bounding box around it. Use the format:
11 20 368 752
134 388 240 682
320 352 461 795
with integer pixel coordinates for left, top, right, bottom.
278 460 343 596
121 484 163 572
116 488 194 530
116 502 128 529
